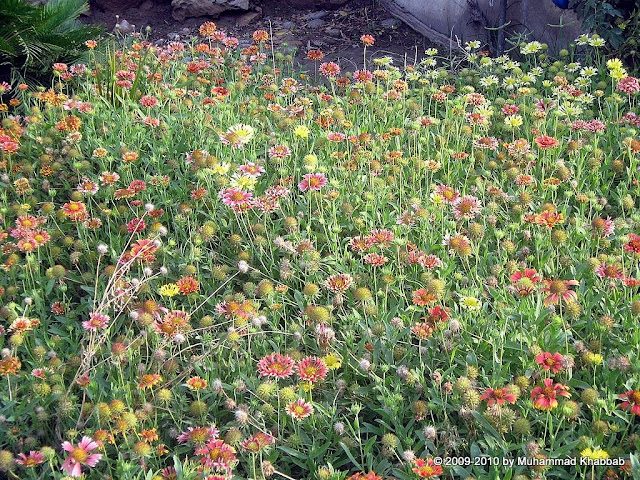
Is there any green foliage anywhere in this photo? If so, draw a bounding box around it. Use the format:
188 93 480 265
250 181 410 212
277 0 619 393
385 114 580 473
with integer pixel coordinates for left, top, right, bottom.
0 0 102 83
570 0 640 68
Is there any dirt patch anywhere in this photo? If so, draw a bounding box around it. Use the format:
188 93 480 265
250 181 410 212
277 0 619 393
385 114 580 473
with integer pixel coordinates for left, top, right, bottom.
82 0 434 71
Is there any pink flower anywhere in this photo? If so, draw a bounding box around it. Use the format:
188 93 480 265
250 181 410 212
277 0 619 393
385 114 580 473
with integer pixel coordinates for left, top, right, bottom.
218 188 254 210
177 425 219 444
434 184 459 204
619 390 640 415
286 398 314 420
501 104 519 115
480 387 517 406
510 268 542 296
618 76 640 94
61 436 103 477
194 438 237 472
408 251 442 269
535 352 564 373
595 263 624 280
297 356 327 383
82 312 110 331
268 145 291 159
327 132 346 142
319 62 340 78
363 253 388 266
140 95 159 107
126 217 146 233
534 135 559 149
324 273 354 293
452 195 481 220
366 229 394 246
15 451 45 467
298 173 327 192
353 70 373 83
238 162 265 177
589 217 615 238
531 378 570 411
625 233 640 255
257 353 296 379
541 279 579 306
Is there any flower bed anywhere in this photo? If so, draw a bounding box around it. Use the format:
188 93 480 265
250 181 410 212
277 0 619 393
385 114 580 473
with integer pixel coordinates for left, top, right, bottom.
0 28 639 479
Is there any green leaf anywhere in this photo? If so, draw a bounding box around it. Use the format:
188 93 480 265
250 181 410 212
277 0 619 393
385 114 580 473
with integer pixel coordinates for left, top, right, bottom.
278 445 308 460
338 442 362 471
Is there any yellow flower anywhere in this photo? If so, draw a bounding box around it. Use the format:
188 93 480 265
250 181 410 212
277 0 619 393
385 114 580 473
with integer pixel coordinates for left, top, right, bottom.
298 381 314 392
430 193 444 206
460 296 482 311
303 154 318 172
227 331 241 342
583 352 603 365
294 125 310 139
505 114 523 128
230 174 257 191
158 283 180 297
606 58 623 70
610 68 628 81
323 353 342 370
581 448 609 460
212 162 231 175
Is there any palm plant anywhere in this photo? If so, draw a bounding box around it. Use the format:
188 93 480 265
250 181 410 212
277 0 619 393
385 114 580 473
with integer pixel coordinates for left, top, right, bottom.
0 0 102 83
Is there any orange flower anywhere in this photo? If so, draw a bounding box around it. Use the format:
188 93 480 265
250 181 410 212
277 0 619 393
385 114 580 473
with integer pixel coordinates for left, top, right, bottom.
412 458 443 478
186 377 207 391
535 210 564 229
61 202 89 222
534 135 559 149
177 276 199 295
360 34 375 46
307 49 324 61
253 30 269 42
141 429 159 442
0 356 21 375
138 373 162 389
122 151 139 163
199 21 217 36
412 288 437 306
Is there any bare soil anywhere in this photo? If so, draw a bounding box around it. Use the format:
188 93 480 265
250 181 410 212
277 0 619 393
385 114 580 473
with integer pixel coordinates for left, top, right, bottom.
82 0 434 71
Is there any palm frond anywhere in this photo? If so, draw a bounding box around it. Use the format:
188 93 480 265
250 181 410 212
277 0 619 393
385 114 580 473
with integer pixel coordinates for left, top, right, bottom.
0 0 102 83
39 0 90 33
0 37 17 57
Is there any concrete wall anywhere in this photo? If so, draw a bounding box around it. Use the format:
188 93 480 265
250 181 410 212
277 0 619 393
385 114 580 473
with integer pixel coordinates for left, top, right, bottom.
382 0 583 52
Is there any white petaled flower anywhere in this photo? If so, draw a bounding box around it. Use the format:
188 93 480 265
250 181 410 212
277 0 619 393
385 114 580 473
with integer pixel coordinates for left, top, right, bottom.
212 379 223 393
97 244 108 255
423 426 437 440
402 450 416 462
237 260 249 273
234 409 249 424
